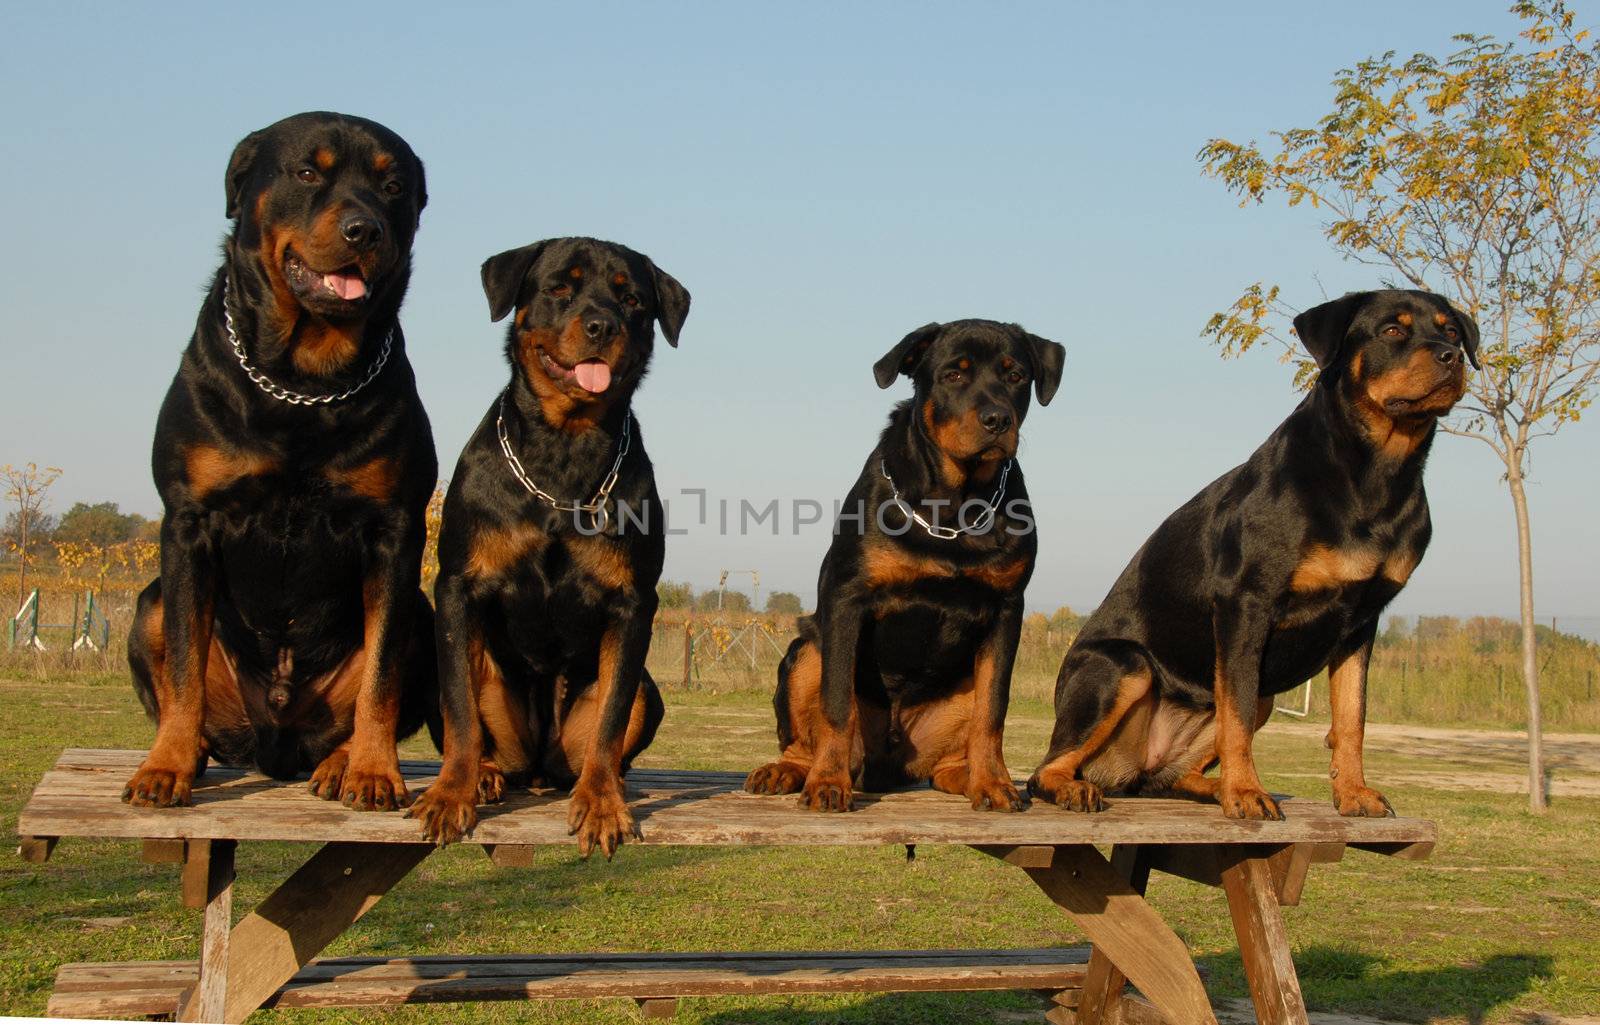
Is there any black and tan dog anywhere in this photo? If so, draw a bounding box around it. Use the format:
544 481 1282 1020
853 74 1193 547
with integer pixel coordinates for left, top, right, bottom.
125 112 438 811
745 320 1064 813
409 237 686 857
1030 289 1477 819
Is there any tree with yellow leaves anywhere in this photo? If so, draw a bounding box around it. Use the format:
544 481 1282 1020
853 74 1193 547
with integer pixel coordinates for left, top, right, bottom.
2 463 63 611
1197 1 1600 812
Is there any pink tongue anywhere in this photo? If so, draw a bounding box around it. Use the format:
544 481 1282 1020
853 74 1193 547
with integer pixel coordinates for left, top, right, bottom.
323 271 367 300
574 360 611 393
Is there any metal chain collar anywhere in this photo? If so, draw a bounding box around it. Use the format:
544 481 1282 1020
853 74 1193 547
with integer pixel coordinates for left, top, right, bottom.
221 276 393 406
496 390 632 533
880 458 1012 540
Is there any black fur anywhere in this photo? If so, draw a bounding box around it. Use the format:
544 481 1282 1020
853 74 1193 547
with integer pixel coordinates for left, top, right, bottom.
125 112 439 811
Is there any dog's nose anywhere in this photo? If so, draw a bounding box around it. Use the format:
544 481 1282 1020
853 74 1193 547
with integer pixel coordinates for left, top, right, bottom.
584 316 617 341
340 214 383 250
980 409 1014 434
1434 345 1459 367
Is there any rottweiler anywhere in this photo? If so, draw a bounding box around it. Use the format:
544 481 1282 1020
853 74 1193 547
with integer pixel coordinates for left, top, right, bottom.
744 320 1065 813
408 237 687 857
1029 289 1477 819
124 112 439 810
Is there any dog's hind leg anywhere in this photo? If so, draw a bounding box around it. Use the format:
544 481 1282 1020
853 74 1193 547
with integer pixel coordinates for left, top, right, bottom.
1028 644 1154 812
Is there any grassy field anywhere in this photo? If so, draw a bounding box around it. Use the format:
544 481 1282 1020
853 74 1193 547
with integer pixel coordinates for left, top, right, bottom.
1 666 1596 1024
8 560 1599 732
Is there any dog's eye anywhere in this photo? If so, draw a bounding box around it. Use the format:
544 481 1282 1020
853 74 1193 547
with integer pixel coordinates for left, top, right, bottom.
1443 325 1460 340
381 179 403 197
943 369 964 384
548 285 572 300
622 293 641 309
295 167 318 184
1382 324 1406 339
1007 370 1025 384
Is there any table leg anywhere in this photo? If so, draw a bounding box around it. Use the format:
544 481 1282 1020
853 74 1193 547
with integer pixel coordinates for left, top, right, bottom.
1021 844 1217 1025
1075 843 1150 1023
177 841 431 1023
1219 845 1309 1025
178 839 235 1023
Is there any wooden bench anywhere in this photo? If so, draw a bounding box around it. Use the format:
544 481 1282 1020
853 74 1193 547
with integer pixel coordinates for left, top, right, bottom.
47 948 1098 1020
17 749 1436 1024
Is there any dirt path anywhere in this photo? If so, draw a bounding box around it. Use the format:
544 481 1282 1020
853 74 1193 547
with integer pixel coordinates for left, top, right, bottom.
1266 721 1600 798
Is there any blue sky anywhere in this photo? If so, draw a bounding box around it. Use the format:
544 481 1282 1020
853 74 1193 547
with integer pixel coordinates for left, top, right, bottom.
1 2 1594 623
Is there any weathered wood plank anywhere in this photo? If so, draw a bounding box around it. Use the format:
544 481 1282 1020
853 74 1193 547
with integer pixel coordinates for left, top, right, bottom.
1350 839 1435 861
1021 845 1218 1025
180 839 215 909
49 948 1093 1016
970 844 1055 867
1075 843 1151 1024
178 839 235 1023
1143 843 1222 887
18 750 1439 850
142 838 186 864
1220 847 1308 1025
218 842 431 1022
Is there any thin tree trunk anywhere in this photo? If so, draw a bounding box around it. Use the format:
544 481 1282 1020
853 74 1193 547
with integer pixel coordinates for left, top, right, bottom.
1506 460 1547 813
16 509 27 612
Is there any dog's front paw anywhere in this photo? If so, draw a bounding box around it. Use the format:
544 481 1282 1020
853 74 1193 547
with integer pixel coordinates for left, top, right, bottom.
332 752 409 812
800 772 854 813
308 748 348 801
567 775 639 859
408 783 480 845
967 775 1027 812
478 761 508 804
123 761 195 808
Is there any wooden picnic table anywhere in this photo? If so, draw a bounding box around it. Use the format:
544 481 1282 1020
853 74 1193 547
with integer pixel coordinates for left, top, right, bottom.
17 748 1436 1024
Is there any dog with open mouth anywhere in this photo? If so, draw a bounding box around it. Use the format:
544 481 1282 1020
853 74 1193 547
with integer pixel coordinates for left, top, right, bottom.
124 112 440 811
410 237 688 858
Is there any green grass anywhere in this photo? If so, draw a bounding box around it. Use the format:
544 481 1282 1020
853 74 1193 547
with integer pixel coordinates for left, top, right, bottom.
1 670 1597 1023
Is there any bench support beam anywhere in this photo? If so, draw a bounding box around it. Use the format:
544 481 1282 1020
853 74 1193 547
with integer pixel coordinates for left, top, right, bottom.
178 841 431 1023
178 839 236 1023
1011 843 1218 1025
1219 845 1309 1025
1074 843 1150 1023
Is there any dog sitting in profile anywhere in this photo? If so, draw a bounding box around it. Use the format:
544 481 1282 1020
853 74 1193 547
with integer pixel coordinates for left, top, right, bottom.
1030 290 1476 820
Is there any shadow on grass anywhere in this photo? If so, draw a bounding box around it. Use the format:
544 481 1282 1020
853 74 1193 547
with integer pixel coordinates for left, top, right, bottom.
1199 945 1554 1024
698 989 1040 1025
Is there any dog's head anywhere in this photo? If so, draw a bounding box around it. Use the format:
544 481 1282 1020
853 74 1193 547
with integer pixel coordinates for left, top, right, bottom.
874 319 1064 469
225 112 426 352
481 237 689 428
1294 289 1477 426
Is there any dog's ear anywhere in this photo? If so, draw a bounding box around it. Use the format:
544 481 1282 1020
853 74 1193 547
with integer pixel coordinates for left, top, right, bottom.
1292 292 1370 371
873 322 942 388
224 130 263 220
1446 299 1481 369
480 241 550 323
1021 329 1066 406
412 156 429 214
648 259 691 347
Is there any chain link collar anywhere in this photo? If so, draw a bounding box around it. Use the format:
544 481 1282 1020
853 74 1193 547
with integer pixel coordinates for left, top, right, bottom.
496 390 631 533
880 458 1012 540
222 275 393 406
